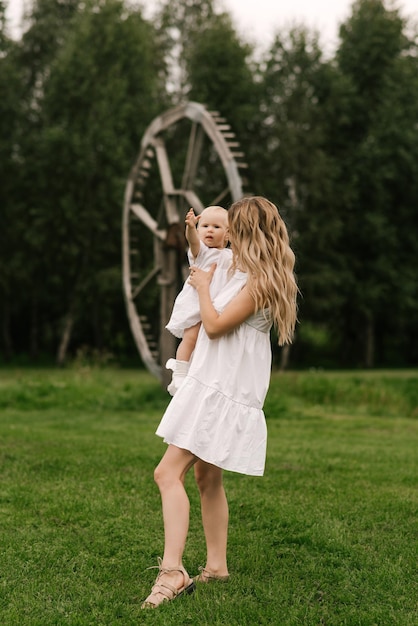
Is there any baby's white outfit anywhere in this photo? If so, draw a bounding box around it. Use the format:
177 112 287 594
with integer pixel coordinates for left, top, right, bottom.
157 268 272 477
165 241 233 339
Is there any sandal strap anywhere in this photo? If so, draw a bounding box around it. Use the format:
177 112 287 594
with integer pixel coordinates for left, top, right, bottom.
196 566 229 582
147 556 187 578
142 558 194 608
151 580 180 599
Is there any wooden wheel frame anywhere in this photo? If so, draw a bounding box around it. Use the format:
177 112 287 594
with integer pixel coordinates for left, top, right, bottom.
122 102 247 383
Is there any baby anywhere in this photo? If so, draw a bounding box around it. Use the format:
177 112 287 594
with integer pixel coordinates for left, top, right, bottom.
165 205 232 395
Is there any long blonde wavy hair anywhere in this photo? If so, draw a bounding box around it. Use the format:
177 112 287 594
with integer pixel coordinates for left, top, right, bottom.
228 196 298 345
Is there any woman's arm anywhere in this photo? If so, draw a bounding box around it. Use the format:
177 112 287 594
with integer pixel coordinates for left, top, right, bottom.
188 265 255 339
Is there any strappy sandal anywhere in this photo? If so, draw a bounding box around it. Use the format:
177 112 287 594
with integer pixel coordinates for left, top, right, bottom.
194 566 230 583
141 557 195 609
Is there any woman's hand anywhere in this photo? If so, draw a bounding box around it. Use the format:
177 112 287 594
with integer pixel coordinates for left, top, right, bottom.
189 264 255 339
188 263 217 291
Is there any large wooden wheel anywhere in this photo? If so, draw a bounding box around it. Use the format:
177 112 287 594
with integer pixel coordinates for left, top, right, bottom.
122 102 248 382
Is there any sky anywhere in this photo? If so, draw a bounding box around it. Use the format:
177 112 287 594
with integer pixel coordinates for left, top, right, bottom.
222 0 417 53
5 0 418 54
223 0 354 53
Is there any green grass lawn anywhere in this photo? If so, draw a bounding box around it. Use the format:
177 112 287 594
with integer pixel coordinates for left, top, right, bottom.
0 367 417 625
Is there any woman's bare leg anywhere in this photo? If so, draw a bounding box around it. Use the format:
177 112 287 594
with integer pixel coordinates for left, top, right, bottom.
194 460 229 577
155 445 196 565
144 445 197 603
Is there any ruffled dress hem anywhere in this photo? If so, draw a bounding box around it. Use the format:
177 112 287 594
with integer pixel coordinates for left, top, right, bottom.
155 375 267 477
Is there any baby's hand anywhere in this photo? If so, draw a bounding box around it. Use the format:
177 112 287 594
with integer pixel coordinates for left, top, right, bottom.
185 208 199 228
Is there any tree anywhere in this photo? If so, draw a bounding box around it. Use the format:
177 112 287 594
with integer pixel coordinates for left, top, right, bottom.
1 0 83 359
1 0 168 363
254 27 344 365
330 0 418 366
156 0 219 101
2 0 417 368
0 2 28 358
37 0 167 363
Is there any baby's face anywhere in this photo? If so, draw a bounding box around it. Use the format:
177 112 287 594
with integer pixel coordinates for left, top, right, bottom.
197 208 229 249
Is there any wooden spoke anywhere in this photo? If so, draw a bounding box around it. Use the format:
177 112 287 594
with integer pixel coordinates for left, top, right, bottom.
130 203 165 240
210 186 230 206
182 122 204 192
131 265 161 300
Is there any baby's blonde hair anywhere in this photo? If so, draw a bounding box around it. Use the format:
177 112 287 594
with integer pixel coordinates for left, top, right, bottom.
228 196 298 345
199 205 228 226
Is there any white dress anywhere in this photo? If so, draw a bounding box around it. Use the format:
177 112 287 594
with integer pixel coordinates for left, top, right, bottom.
166 242 233 338
156 270 272 476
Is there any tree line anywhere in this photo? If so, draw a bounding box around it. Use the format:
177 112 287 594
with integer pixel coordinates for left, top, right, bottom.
1 0 417 369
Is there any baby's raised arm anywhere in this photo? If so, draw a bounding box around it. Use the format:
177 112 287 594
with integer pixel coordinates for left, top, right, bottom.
185 208 200 259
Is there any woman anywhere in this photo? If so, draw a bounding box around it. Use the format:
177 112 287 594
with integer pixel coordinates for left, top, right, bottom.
142 196 298 608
